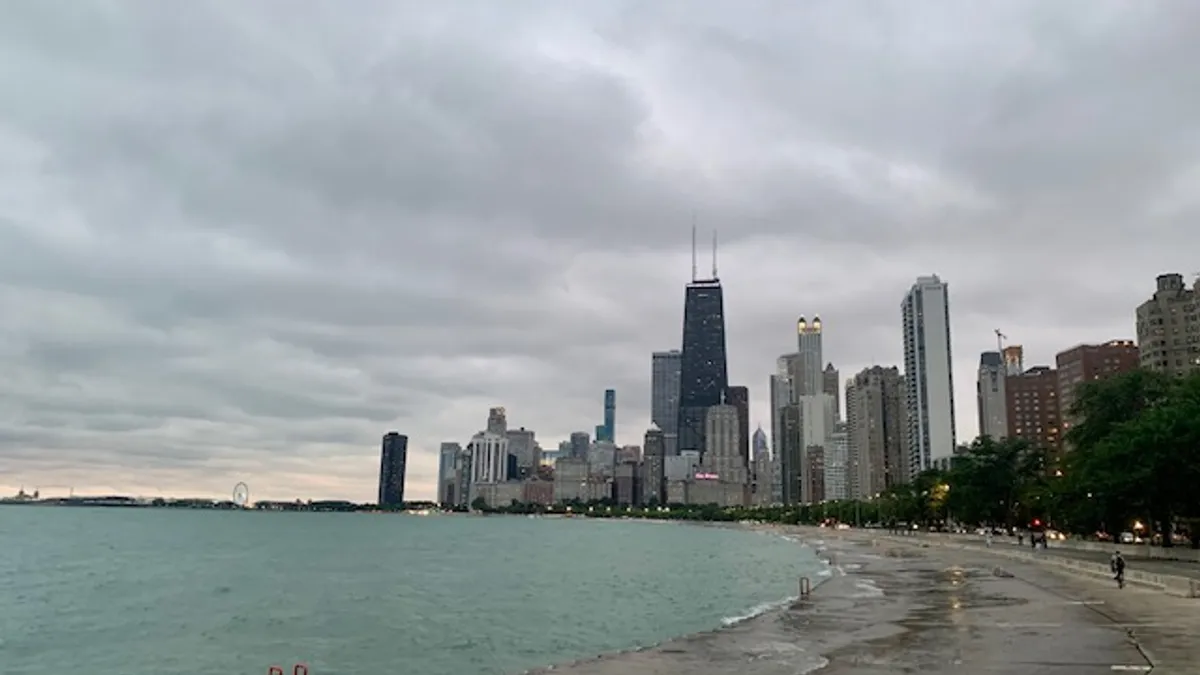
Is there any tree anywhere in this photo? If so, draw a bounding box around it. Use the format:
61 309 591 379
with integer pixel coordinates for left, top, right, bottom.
943 436 1045 529
1063 370 1200 547
470 496 489 512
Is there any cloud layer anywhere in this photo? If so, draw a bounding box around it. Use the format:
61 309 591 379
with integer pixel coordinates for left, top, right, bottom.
2 0 1198 500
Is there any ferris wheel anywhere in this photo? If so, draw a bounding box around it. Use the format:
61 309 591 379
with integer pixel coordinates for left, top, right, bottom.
232 482 250 508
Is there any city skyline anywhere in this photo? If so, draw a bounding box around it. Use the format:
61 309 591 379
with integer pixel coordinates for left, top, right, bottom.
3 3 1198 502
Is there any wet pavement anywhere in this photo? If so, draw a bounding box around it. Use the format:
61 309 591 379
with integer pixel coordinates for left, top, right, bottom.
537 534 1190 674
833 531 1200 674
813 543 1151 674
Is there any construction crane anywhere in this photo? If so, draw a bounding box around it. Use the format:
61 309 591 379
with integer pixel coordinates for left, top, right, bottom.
995 329 1007 355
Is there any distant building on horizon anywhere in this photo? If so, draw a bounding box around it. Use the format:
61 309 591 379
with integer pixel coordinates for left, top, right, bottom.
1136 273 1200 377
796 316 824 398
643 427 666 504
770 354 803 504
846 366 907 500
651 350 683 456
901 274 957 476
437 442 461 506
1005 366 1062 459
378 432 408 506
599 389 616 442
977 351 1008 441
751 425 773 505
1055 340 1140 443
505 427 538 480
689 401 748 506
724 385 750 467
469 429 509 485
569 431 590 460
486 407 508 435
826 423 848 501
823 363 841 421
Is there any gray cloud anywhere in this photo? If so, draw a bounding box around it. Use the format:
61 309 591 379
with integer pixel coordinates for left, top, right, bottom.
2 0 1198 500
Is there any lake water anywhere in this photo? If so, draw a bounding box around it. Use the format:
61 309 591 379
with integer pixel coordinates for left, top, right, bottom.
0 508 822 675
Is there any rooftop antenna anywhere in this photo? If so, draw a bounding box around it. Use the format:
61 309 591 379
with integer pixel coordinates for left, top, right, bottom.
711 230 718 279
690 216 697 282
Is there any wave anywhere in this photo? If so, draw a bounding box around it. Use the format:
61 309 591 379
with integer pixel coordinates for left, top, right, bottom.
720 593 799 626
852 579 885 598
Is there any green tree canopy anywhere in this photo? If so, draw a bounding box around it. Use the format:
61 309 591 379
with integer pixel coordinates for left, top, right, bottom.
1062 370 1200 546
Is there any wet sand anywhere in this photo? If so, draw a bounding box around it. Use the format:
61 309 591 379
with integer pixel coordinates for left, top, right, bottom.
531 528 1153 674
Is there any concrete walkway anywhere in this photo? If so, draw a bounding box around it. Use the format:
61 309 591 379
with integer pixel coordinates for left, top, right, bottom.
543 531 1197 674
818 530 1200 673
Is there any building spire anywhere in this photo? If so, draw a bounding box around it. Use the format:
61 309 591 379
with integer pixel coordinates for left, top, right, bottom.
691 216 697 282
711 229 718 279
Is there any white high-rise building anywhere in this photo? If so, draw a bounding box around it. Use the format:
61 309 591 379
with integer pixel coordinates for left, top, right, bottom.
901 275 957 476
468 431 509 484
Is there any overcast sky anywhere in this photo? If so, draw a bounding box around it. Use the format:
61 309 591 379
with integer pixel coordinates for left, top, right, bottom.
2 1 1198 502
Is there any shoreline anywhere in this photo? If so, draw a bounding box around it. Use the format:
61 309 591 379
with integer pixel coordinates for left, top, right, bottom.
522 522 833 675
528 524 1182 674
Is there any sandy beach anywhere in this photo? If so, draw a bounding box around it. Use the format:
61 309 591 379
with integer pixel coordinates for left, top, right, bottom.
531 525 1177 674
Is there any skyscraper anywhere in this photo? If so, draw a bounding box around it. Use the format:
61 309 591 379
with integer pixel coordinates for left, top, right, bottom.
796 316 823 397
505 427 537 479
437 442 461 506
378 432 408 507
651 350 682 456
486 407 507 435
798 393 836 504
723 385 750 466
677 278 729 455
770 355 801 504
901 275 957 476
600 389 616 442
826 423 848 501
569 431 590 460
846 366 907 499
469 430 509 484
823 363 841 421
643 427 666 505
697 401 750 506
751 425 772 505
977 352 1008 440
777 402 803 504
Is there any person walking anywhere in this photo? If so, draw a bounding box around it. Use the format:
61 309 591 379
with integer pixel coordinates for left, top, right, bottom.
1111 551 1126 589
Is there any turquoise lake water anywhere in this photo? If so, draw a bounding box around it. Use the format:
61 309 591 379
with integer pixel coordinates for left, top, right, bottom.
0 508 822 675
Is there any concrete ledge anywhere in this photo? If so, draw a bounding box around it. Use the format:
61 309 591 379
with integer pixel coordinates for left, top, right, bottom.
869 535 1200 599
913 530 1200 563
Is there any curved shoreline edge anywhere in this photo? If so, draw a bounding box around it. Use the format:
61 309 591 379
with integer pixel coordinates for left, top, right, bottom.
521 522 832 675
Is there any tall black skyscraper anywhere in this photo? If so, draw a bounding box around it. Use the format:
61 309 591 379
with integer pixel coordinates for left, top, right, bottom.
378 432 408 506
677 278 729 455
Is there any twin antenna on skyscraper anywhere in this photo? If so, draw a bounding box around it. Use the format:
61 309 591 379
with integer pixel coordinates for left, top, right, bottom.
691 216 718 282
